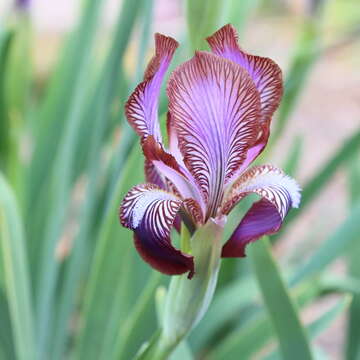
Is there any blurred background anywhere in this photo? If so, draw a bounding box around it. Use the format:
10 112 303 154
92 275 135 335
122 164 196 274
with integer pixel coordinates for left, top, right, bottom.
0 0 360 359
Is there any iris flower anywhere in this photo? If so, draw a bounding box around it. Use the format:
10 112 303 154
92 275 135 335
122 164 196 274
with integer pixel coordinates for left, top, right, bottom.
120 24 300 279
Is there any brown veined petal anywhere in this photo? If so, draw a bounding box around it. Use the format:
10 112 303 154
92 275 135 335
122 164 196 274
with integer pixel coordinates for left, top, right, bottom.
144 158 182 233
144 158 166 189
166 111 184 166
207 24 283 173
221 165 301 257
119 183 194 277
167 51 261 218
125 34 178 141
207 24 283 126
142 135 206 216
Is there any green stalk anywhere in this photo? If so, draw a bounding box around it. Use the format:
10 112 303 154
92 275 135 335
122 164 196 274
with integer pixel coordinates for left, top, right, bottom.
136 219 225 359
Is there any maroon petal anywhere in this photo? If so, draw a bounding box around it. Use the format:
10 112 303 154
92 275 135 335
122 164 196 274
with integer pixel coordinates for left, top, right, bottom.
120 183 194 277
125 34 178 141
221 164 301 257
207 24 283 171
167 51 261 218
222 199 281 257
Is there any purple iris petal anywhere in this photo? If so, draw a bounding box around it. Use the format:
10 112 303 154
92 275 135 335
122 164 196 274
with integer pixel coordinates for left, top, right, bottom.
142 135 205 215
207 25 283 175
167 51 261 218
207 24 283 125
222 199 281 257
221 164 301 257
144 159 183 232
120 183 194 277
125 34 178 142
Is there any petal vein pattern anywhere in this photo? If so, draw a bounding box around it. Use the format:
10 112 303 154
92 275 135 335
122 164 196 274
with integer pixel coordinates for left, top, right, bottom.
221 165 301 258
167 51 261 217
207 24 283 125
125 34 178 141
222 165 301 217
120 184 194 277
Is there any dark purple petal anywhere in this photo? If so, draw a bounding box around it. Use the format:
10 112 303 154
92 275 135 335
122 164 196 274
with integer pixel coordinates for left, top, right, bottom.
167 51 261 218
207 25 283 173
221 164 301 257
222 199 281 257
125 34 178 141
120 183 194 277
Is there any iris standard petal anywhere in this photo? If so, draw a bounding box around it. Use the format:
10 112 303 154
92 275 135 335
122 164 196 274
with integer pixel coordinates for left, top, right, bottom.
120 183 194 277
207 24 283 173
221 165 301 257
125 34 178 141
207 24 283 125
167 51 261 218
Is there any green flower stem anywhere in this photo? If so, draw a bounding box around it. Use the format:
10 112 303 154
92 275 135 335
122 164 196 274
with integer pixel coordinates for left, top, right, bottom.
136 218 225 360
180 223 191 254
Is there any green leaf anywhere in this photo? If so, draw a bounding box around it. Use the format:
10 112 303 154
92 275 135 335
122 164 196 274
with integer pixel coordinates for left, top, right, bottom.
50 1 145 358
249 238 313 360
224 0 259 34
113 272 162 359
345 154 360 360
0 29 13 173
0 290 16 359
169 341 194 360
277 129 360 238
309 295 351 338
283 135 303 177
290 201 360 287
186 0 226 50
189 276 258 351
74 144 146 360
271 18 321 145
33 1 105 358
264 294 351 360
25 0 103 282
209 279 320 359
0 174 36 360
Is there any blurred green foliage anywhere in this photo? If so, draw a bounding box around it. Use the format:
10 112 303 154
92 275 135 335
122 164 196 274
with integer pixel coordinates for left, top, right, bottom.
0 0 359 359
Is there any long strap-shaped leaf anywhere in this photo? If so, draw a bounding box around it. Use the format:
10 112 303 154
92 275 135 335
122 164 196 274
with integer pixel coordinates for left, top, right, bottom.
208 277 321 358
265 294 351 360
290 201 360 287
34 0 104 358
0 174 35 360
74 144 145 359
50 1 145 359
249 238 313 360
277 129 360 239
345 156 360 360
